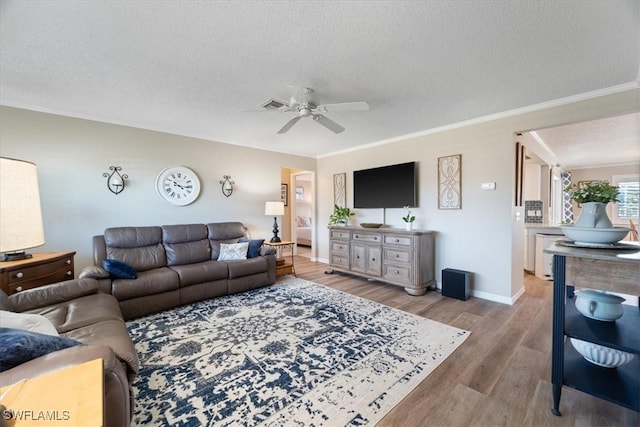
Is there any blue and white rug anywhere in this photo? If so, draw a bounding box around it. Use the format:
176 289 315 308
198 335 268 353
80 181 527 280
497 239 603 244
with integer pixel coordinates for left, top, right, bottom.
127 277 469 426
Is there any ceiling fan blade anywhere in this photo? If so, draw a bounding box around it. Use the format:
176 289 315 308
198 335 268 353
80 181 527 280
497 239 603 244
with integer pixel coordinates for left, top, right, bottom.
277 115 302 134
315 101 369 113
312 114 345 134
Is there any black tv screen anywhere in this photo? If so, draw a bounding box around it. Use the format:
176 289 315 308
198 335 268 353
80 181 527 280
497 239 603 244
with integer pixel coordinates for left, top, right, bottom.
353 162 417 208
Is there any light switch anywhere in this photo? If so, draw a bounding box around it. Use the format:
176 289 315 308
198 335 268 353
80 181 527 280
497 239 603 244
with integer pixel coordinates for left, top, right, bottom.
481 182 496 190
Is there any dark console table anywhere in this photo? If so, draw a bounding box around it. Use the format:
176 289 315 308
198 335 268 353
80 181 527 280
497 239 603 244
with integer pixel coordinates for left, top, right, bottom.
545 241 640 416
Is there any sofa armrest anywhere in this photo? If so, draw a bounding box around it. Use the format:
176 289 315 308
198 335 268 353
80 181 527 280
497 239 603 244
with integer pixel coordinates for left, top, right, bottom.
0 344 117 386
8 278 100 312
79 265 110 280
260 246 277 256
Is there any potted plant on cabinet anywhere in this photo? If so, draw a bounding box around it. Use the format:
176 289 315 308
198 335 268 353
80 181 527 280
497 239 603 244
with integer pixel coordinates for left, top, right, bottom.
329 205 354 226
565 180 619 228
402 206 416 230
562 180 630 244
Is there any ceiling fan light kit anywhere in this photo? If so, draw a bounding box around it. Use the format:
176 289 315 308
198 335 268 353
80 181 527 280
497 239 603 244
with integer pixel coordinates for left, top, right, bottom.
248 86 369 134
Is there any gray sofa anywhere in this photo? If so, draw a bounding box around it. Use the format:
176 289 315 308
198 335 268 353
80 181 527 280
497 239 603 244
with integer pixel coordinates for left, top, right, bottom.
81 222 277 320
0 278 139 427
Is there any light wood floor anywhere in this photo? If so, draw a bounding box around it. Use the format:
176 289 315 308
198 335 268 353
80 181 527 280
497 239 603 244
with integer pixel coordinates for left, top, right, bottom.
290 255 639 427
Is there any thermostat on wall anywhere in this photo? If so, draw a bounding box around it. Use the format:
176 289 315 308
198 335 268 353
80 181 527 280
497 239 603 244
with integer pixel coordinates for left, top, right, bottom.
481 182 496 190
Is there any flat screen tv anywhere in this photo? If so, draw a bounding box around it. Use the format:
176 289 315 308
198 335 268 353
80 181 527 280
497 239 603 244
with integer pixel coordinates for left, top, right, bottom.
353 162 417 208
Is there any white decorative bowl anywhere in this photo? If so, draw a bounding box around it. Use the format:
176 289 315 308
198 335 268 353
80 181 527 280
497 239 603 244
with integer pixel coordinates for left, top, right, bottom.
561 226 632 245
570 338 635 368
575 289 625 321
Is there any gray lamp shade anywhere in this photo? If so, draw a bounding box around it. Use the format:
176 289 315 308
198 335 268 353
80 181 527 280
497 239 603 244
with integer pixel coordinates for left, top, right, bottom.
0 158 45 254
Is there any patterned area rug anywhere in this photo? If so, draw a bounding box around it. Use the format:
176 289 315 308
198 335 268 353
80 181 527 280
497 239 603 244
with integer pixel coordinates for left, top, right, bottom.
127 277 469 426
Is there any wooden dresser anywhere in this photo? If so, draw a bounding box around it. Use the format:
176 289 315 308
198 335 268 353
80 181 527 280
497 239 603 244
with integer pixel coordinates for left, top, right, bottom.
0 251 76 295
327 226 435 295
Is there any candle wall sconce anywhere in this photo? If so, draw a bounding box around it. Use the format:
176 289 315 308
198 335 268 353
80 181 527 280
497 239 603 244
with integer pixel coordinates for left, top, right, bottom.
103 166 128 195
220 175 234 197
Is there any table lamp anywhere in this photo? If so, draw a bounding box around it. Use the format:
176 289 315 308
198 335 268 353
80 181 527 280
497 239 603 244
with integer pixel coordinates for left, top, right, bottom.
265 201 285 242
0 157 45 261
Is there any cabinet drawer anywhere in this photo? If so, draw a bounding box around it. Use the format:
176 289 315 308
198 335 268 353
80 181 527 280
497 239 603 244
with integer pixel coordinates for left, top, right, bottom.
7 257 74 285
331 241 349 254
352 232 381 243
384 235 412 246
384 248 411 264
383 264 412 284
330 230 350 240
330 254 349 268
8 269 74 294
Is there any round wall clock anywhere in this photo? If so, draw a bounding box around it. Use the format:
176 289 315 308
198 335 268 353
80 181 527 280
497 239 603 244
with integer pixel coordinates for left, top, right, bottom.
155 166 201 206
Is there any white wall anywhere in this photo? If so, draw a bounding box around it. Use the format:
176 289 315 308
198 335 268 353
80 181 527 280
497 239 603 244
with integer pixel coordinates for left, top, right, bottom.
316 89 639 304
0 106 315 272
2 88 637 304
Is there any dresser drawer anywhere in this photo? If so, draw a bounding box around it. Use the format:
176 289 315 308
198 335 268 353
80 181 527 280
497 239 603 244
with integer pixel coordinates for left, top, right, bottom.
331 241 349 254
330 230 350 240
1 252 76 295
383 264 413 284
352 232 381 243
384 248 411 264
384 235 412 246
330 254 350 268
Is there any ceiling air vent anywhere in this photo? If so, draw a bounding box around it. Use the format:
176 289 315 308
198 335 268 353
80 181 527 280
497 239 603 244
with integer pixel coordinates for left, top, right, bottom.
260 99 287 110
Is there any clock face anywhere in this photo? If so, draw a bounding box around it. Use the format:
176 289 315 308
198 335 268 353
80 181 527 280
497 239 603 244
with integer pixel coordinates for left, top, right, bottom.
155 166 201 206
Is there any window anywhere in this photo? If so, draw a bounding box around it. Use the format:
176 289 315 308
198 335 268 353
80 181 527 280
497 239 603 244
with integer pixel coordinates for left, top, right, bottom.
612 174 639 224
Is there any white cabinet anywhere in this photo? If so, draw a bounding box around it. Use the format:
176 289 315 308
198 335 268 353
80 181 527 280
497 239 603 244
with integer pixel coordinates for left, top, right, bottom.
535 234 561 280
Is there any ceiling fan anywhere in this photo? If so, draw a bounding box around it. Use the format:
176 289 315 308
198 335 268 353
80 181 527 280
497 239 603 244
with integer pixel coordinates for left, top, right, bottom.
247 87 369 134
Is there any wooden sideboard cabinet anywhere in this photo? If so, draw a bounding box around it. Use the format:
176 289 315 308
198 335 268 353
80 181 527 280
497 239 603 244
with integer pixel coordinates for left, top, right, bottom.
0 251 76 295
327 226 435 295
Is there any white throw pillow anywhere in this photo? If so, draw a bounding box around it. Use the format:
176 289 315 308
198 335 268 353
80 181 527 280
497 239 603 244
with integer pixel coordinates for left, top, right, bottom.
218 242 249 261
0 310 59 336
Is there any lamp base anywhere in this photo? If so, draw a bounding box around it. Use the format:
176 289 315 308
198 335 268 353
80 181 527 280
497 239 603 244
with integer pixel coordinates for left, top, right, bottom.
271 216 281 243
0 251 33 262
270 236 282 243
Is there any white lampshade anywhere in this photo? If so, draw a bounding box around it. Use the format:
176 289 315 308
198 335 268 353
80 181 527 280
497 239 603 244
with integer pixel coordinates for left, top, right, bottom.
265 201 285 216
0 158 45 255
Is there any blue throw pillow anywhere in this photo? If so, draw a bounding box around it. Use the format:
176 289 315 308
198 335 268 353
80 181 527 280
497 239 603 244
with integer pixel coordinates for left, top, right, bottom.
0 328 81 372
102 259 138 279
238 238 265 258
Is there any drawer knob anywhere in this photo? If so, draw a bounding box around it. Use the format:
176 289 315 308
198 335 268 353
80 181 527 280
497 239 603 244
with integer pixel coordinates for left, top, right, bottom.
355 234 359 238
395 270 400 274
374 237 378 240
371 258 376 262
66 259 71 265
395 239 400 243
396 254 400 258
66 271 72 276
15 286 23 292
356 255 360 259
16 272 24 279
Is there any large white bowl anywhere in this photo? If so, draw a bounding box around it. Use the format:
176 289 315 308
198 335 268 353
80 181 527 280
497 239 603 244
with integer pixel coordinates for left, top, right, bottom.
575 289 624 321
561 226 632 245
570 338 635 368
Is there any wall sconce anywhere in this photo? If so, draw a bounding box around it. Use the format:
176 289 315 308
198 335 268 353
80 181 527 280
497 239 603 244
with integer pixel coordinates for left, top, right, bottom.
220 175 234 197
103 166 128 195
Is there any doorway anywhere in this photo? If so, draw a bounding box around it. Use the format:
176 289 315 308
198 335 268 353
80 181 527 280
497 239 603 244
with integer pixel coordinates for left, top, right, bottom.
293 171 314 259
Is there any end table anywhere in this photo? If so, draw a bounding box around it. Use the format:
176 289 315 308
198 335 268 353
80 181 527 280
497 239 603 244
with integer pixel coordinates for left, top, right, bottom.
264 240 296 277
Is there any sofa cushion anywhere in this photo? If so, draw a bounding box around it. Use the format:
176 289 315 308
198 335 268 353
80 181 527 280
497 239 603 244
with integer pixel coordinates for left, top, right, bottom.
169 261 228 287
238 238 265 258
0 328 81 372
218 242 249 260
207 222 247 259
110 267 179 301
163 224 211 266
62 319 139 376
226 256 269 279
25 293 125 334
103 259 138 279
104 226 166 271
0 311 58 336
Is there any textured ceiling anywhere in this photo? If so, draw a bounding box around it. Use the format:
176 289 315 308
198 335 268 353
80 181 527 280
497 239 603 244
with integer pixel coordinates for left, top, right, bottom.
1 0 638 164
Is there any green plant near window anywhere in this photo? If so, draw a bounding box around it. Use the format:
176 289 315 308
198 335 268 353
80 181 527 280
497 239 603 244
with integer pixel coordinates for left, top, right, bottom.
565 180 620 204
328 205 354 225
